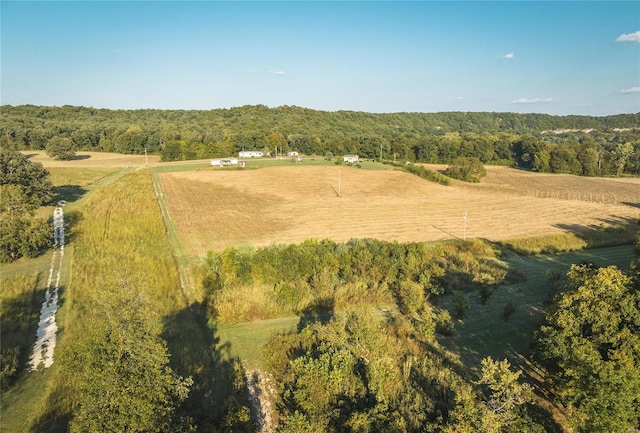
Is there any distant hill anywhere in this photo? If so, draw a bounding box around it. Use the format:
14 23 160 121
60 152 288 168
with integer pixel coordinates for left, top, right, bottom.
1 105 639 175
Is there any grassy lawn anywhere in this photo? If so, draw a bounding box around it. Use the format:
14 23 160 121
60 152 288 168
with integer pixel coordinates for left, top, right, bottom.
440 245 637 369
217 316 300 370
0 369 55 433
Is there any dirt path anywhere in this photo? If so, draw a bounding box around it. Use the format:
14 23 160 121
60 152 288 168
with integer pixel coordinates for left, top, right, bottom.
29 205 64 370
246 369 276 433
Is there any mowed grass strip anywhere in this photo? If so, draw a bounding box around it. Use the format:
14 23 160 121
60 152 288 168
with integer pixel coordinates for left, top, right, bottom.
160 165 640 255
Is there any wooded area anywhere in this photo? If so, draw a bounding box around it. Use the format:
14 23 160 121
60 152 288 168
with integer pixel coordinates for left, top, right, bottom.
1 105 639 176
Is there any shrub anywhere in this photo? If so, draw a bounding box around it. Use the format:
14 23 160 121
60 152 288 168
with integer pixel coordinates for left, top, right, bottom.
502 301 515 322
434 309 455 335
452 291 469 320
445 157 487 182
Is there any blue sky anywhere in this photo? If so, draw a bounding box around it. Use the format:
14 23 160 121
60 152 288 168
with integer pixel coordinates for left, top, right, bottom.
2 1 639 115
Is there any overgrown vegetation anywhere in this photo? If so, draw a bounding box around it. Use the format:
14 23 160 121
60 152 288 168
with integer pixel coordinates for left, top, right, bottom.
400 161 452 185
445 156 487 182
262 308 545 432
199 238 518 324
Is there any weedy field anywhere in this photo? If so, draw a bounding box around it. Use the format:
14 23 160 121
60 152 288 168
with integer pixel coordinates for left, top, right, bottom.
159 164 640 255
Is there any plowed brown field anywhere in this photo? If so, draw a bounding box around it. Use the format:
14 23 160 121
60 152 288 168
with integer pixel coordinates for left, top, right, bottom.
159 165 640 255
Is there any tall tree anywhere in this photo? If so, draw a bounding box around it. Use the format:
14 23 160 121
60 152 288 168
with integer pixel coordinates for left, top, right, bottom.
0 148 53 206
535 264 640 432
46 136 77 160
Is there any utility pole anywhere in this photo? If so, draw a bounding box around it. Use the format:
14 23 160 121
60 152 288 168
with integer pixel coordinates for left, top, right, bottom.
338 169 341 197
463 211 467 240
144 147 148 166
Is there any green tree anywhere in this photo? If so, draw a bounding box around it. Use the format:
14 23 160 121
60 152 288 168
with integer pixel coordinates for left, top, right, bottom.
531 148 550 172
535 264 640 432
70 280 192 433
0 147 53 206
0 185 51 262
46 136 77 160
478 357 534 431
614 142 634 175
452 290 470 320
445 157 487 182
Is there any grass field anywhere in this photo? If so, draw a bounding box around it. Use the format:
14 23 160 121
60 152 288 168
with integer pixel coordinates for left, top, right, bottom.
159 164 640 255
23 150 160 167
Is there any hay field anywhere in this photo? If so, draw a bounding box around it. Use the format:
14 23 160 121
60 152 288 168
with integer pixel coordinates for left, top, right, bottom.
23 150 160 167
159 165 640 255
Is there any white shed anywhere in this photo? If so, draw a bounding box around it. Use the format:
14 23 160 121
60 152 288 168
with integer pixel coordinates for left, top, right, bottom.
239 151 264 158
343 154 359 163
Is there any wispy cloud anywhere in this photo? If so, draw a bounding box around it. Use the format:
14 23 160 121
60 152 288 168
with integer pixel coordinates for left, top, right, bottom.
615 31 640 43
618 86 640 94
268 70 286 75
503 53 514 59
510 97 555 104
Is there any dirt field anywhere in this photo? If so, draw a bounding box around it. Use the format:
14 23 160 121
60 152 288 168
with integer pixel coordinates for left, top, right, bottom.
23 150 161 167
159 165 640 255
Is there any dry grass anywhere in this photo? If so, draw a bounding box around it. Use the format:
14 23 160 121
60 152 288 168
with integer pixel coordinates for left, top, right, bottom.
22 150 160 168
159 165 640 255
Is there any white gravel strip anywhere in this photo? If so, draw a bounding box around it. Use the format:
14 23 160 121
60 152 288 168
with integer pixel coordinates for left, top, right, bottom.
29 205 64 370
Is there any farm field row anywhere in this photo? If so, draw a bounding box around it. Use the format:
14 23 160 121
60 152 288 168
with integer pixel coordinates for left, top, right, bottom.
159 164 640 255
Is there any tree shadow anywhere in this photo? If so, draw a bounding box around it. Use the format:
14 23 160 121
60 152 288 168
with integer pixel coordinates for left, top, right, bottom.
0 286 47 391
297 297 335 331
554 216 638 248
621 201 640 209
53 185 87 203
161 303 254 429
68 154 91 161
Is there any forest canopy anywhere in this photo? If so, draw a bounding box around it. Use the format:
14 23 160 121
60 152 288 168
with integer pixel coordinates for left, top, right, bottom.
1 105 639 176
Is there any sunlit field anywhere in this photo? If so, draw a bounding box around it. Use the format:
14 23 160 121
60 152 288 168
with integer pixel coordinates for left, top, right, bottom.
159 164 640 255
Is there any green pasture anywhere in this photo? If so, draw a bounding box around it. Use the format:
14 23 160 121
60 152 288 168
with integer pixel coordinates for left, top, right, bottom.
151 157 392 173
217 316 300 370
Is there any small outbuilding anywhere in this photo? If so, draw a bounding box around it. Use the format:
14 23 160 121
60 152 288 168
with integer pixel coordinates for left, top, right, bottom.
343 154 359 164
239 151 264 158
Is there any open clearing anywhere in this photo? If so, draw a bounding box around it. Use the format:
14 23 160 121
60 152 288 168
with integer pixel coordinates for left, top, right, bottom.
23 150 161 167
159 165 640 255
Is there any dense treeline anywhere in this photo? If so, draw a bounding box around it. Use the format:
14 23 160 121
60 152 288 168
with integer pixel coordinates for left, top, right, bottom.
2 104 639 175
